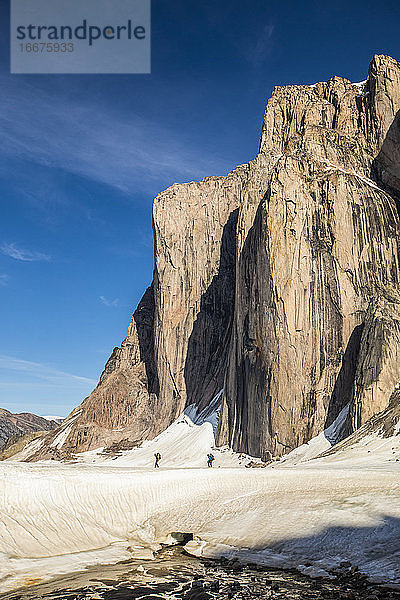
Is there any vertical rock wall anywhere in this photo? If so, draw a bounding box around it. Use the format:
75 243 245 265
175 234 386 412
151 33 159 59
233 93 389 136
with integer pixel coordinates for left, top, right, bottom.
27 55 400 461
219 55 400 458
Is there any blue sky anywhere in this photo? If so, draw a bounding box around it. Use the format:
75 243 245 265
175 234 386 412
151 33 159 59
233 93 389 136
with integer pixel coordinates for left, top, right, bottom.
1 0 400 416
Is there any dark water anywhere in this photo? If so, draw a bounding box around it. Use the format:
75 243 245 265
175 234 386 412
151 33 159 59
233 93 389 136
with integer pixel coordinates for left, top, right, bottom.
2 547 399 600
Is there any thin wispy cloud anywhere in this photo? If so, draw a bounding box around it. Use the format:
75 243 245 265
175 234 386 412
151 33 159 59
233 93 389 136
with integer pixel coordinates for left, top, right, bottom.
0 274 9 286
1 242 50 262
0 355 96 387
99 295 119 308
251 23 275 67
0 78 232 196
138 230 154 249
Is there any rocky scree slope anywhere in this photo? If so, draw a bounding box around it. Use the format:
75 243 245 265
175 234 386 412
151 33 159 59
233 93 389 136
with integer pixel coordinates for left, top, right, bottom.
25 54 400 462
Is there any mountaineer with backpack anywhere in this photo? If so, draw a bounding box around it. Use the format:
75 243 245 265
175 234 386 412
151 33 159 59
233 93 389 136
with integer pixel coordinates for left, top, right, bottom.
154 452 161 468
207 453 215 468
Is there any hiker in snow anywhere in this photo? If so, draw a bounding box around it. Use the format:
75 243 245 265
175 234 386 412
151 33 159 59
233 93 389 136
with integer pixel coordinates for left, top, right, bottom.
154 452 161 468
207 453 215 468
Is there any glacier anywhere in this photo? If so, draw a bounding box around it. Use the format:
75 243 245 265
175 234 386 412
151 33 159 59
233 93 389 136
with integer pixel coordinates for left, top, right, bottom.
1 409 400 594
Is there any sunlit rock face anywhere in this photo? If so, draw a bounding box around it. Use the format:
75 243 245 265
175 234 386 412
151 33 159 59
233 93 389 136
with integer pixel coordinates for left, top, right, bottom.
220 55 400 458
28 55 400 461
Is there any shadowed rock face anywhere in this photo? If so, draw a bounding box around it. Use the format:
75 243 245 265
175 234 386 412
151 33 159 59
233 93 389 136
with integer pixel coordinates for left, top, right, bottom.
29 54 400 461
346 293 400 434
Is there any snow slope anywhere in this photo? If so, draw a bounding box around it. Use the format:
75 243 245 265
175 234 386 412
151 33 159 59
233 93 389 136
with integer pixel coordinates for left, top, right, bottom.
72 396 253 469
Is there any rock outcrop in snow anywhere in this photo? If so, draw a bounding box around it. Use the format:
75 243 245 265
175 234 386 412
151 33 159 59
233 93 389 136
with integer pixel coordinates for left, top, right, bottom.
24 54 400 462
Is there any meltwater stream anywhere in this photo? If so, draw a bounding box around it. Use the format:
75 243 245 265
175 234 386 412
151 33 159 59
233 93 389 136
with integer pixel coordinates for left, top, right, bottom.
1 546 399 600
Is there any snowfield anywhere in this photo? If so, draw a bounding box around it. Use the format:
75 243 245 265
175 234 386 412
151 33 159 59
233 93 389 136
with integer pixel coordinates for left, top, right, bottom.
1 463 400 593
1 407 400 593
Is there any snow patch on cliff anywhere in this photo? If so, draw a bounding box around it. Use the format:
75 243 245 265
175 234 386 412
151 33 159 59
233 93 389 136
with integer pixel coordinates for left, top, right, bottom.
50 423 73 449
279 404 349 465
184 389 223 435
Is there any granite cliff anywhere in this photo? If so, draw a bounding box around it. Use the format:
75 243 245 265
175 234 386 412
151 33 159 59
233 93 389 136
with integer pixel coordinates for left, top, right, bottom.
23 54 400 462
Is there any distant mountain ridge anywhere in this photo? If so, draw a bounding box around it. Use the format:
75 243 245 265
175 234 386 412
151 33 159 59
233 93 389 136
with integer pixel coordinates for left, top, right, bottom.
0 408 58 449
23 54 400 462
